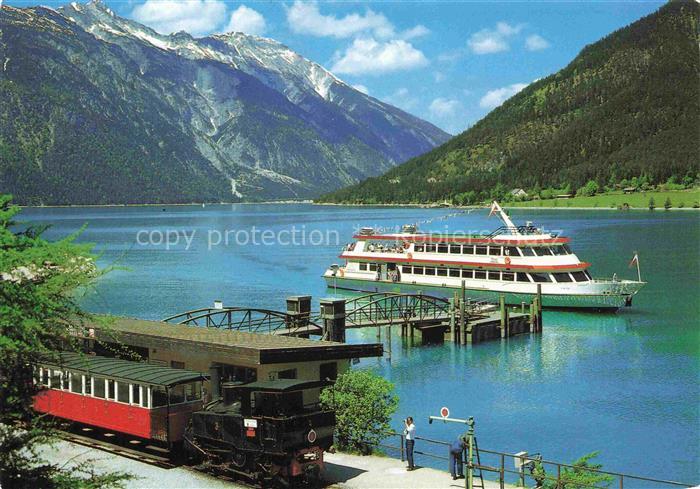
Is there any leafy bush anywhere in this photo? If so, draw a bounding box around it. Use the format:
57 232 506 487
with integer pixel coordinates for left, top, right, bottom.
320 370 398 454
531 452 613 489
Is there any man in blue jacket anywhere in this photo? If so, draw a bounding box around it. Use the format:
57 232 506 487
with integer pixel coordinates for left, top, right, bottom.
449 435 468 480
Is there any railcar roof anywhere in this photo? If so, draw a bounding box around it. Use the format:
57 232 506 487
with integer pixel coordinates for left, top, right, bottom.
43 352 208 387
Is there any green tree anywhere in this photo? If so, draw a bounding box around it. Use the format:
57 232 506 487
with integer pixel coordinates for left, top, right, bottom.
319 369 398 454
531 452 613 489
0 194 130 488
664 197 672 209
577 180 599 197
648 197 656 210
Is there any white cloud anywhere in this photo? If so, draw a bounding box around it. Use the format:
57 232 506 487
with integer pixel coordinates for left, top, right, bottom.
286 1 393 39
331 38 428 76
131 0 227 36
429 98 460 118
525 34 550 51
401 24 430 40
468 21 522 55
224 5 266 35
352 84 369 95
479 83 528 109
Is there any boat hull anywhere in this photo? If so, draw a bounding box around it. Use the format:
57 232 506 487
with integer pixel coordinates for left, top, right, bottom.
323 276 635 310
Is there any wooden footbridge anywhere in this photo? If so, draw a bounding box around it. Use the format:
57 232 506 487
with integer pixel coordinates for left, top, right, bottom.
162 290 543 345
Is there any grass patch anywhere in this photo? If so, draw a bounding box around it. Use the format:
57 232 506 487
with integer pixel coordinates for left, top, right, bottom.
509 189 700 209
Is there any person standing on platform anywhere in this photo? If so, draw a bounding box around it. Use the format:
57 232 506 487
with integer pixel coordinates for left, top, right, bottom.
404 417 416 471
449 435 468 480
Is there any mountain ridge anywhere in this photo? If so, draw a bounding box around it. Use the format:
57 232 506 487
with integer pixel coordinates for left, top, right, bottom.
0 1 449 205
319 1 699 204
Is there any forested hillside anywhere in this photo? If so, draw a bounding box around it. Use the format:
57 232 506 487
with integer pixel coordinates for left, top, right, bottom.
319 1 699 204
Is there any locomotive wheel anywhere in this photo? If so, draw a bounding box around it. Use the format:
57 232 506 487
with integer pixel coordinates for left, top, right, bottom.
230 449 247 469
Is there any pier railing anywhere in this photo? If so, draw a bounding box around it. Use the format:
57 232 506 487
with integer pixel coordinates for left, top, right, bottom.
360 431 692 489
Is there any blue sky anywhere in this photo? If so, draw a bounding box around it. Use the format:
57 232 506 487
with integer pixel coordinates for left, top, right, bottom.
7 0 666 134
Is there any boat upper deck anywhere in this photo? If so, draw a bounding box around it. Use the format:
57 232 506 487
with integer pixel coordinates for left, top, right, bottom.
353 231 569 245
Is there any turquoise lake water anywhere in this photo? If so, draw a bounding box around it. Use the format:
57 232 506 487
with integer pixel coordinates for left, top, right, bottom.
21 204 699 484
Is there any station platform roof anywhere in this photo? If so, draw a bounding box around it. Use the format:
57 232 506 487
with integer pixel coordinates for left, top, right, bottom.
85 317 383 365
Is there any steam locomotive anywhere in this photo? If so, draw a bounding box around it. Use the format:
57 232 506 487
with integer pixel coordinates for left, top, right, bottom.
185 379 336 486
34 353 336 487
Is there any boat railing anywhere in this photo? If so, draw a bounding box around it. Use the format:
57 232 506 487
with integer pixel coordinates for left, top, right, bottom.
487 225 543 238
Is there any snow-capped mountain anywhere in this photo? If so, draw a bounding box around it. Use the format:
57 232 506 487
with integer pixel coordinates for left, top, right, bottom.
0 1 449 204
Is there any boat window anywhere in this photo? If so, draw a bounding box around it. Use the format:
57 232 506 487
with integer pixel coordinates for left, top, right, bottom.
474 270 486 280
437 268 448 277
132 384 141 405
437 244 449 253
551 246 567 256
488 246 501 256
94 377 106 398
475 246 488 255
414 244 424 252
519 247 535 257
368 263 377 272
70 373 82 394
529 273 552 283
563 245 572 254
152 386 168 408
516 273 531 282
462 245 475 255
449 269 460 278
584 270 592 280
359 263 368 271
413 266 424 274
107 379 116 400
533 247 549 257
571 271 589 282
117 382 130 403
169 385 186 404
449 245 461 254
502 272 515 281
425 244 436 253
487 271 500 280
402 266 412 274
503 247 519 256
553 272 573 283
425 267 436 276
462 269 474 279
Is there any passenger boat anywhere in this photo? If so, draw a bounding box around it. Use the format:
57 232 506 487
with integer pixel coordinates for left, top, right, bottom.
323 202 645 310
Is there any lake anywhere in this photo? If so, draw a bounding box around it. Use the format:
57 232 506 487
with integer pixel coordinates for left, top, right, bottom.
21 204 700 484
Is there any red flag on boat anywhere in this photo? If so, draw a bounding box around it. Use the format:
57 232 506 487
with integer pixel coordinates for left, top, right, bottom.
628 253 639 268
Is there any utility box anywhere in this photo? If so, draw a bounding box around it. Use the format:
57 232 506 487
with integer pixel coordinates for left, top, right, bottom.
320 298 346 343
286 295 311 328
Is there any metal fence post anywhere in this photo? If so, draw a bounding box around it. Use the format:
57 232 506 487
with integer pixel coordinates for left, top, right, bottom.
500 453 505 489
400 433 405 462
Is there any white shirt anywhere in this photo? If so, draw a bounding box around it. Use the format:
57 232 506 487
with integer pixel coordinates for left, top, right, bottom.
404 423 416 440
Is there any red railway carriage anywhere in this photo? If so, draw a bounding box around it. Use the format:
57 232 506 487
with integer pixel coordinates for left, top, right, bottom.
34 352 208 445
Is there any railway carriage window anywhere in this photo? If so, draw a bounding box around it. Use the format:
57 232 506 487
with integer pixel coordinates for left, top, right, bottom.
437 268 448 277
425 244 436 253
70 373 82 394
474 270 486 280
571 271 589 282
414 244 424 252
519 247 535 256
169 385 185 404
449 269 460 278
437 243 449 253
40 368 49 386
117 382 130 403
50 370 60 389
152 386 167 407
278 368 297 379
185 382 202 402
62 371 70 390
84 376 92 396
359 263 368 271
502 272 515 281
504 247 520 257
487 271 500 281
450 245 461 254
462 269 474 279
553 272 573 283
488 246 502 256
475 246 487 255
107 379 116 400
131 384 141 406
425 267 436 276
516 273 531 282
529 273 552 283
94 377 106 398
413 266 424 275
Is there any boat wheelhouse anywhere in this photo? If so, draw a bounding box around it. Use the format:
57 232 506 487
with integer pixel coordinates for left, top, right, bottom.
323 202 645 310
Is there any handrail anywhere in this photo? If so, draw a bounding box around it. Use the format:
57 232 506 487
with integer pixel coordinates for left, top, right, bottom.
358 431 693 489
